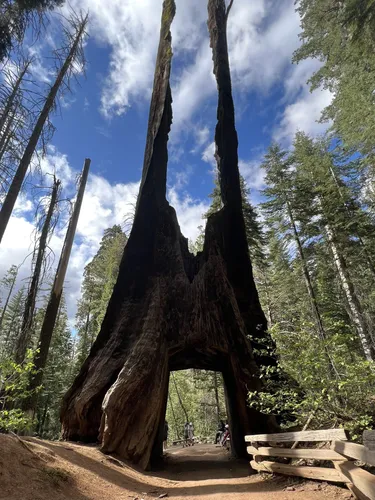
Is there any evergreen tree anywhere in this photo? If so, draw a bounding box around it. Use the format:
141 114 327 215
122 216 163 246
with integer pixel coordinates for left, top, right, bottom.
195 174 265 266
33 295 74 438
0 0 64 62
0 286 25 359
0 264 18 334
294 0 375 155
75 225 127 366
292 132 375 360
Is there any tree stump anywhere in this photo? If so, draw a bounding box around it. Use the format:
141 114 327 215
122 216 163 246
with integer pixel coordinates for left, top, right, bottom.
61 0 278 470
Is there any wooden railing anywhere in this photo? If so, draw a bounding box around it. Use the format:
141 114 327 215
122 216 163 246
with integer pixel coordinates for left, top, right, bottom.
245 429 375 499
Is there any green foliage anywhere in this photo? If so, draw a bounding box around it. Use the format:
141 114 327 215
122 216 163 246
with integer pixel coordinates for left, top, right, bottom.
166 370 226 443
294 0 375 155
74 225 127 368
251 135 375 439
248 321 375 439
0 0 64 61
0 349 36 431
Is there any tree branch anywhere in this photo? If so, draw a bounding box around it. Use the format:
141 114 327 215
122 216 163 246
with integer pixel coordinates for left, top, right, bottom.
226 0 235 20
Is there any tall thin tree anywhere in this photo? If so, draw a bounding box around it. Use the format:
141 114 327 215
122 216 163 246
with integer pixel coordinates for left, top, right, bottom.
0 12 88 243
15 177 61 364
25 158 90 413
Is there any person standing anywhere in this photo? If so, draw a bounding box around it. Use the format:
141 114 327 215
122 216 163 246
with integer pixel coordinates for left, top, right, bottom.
184 422 189 447
188 422 194 445
215 420 225 444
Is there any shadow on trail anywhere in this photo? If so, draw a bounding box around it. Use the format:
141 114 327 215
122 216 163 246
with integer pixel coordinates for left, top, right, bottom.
25 440 284 498
154 443 255 481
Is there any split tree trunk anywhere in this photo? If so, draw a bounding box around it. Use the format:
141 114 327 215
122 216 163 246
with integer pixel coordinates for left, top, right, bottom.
24 159 90 413
15 178 60 364
0 18 87 243
61 0 277 470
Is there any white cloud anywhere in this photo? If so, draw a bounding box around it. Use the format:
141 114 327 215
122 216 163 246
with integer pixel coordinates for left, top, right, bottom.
192 126 210 152
61 0 301 128
0 147 209 321
239 159 265 191
275 87 333 146
202 141 216 167
167 187 209 242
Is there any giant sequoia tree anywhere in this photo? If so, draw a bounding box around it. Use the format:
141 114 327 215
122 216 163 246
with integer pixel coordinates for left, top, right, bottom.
61 0 277 469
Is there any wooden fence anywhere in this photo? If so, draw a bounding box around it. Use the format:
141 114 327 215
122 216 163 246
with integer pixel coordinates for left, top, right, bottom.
245 429 375 500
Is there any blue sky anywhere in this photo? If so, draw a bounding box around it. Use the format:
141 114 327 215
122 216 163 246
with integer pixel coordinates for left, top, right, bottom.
0 0 332 323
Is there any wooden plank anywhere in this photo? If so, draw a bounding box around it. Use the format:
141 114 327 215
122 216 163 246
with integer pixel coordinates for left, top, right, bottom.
245 429 348 443
247 445 344 461
332 441 375 467
250 460 344 482
335 461 375 500
363 431 375 451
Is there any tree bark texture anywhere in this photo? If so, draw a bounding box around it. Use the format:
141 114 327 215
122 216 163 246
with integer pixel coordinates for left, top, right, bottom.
61 0 277 470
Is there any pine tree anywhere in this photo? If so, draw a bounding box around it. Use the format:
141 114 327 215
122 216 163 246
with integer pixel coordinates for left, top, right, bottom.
0 0 64 62
294 0 375 156
0 286 25 359
197 174 265 266
292 132 375 360
0 264 18 334
74 225 127 367
33 296 74 438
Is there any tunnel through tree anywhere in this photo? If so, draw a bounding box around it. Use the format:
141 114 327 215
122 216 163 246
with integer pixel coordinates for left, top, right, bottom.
60 0 278 470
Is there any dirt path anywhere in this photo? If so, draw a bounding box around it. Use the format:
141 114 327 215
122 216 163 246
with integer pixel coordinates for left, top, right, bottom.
0 435 352 500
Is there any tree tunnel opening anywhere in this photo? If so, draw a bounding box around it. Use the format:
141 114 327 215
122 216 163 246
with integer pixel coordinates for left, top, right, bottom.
148 346 262 468
166 369 227 450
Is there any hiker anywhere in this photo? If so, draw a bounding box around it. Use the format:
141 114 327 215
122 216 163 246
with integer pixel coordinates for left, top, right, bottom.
163 420 168 450
188 422 194 445
215 420 225 444
183 422 189 446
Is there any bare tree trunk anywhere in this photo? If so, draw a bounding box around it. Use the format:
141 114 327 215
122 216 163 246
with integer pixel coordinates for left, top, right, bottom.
286 201 340 377
328 164 375 278
24 159 90 413
0 16 87 243
213 371 220 423
324 220 374 361
171 372 189 422
0 60 30 134
15 178 60 364
0 105 17 161
168 392 180 440
0 267 18 333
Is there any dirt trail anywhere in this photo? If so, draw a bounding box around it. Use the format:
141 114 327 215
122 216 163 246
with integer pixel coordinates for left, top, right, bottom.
0 435 352 499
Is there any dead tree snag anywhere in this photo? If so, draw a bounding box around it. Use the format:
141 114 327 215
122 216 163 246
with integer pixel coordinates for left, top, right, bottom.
61 0 277 469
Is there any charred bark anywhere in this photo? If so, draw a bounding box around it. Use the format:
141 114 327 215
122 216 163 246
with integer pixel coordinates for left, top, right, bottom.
24 159 90 413
61 0 277 470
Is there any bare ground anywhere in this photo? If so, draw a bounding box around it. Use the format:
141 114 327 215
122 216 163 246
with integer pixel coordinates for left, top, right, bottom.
0 435 353 500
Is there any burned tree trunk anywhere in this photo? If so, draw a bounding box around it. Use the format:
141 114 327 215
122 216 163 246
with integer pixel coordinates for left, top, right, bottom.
0 15 87 244
24 159 90 414
61 0 277 470
15 177 60 364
